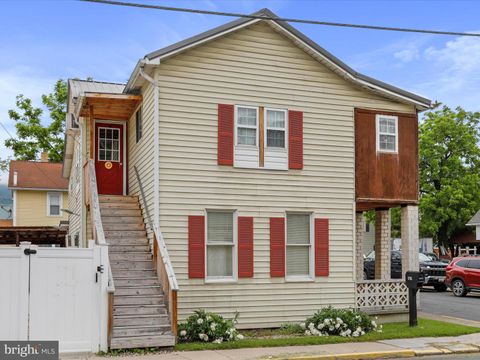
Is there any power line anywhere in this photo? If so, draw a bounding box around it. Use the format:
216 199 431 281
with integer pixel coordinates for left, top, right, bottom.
80 0 480 38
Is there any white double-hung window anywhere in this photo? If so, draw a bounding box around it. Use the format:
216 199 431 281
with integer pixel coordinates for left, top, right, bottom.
234 106 259 169
376 115 398 153
234 105 289 169
206 211 236 281
236 106 258 146
286 213 313 279
47 192 62 216
265 109 287 149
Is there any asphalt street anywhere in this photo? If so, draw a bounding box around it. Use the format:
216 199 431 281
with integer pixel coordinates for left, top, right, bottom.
420 288 480 322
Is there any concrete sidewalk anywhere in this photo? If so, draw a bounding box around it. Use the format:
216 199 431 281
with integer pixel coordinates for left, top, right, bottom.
81 332 480 360
65 314 480 360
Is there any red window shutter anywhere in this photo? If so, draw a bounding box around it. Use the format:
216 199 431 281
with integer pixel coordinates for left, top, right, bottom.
218 104 234 166
270 217 285 277
238 216 254 278
188 215 205 278
288 110 303 169
315 218 329 276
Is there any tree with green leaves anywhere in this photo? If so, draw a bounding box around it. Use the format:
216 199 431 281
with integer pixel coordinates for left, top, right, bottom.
3 79 67 164
419 105 480 256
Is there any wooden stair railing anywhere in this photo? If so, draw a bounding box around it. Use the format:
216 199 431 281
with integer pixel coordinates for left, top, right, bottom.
84 159 115 349
133 165 179 339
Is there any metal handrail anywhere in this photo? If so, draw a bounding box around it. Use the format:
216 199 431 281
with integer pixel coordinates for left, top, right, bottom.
133 165 179 290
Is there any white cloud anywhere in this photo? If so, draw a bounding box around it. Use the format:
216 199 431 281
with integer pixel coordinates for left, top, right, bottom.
348 31 480 110
422 32 480 92
394 46 420 62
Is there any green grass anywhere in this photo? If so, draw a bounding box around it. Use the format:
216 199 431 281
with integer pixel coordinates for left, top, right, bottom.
175 318 480 351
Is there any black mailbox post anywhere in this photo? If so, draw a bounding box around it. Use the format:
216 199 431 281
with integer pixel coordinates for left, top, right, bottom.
405 271 424 327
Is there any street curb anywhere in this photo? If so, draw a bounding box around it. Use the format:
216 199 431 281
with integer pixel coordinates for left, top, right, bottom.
274 346 480 360
413 349 446 356
272 349 416 360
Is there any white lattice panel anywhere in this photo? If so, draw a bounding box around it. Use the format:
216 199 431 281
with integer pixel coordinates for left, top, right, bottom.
356 281 408 313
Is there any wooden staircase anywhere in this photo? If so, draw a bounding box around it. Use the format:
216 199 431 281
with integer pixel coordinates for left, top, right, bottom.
99 195 175 349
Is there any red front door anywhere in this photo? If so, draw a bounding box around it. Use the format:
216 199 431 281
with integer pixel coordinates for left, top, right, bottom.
95 122 124 195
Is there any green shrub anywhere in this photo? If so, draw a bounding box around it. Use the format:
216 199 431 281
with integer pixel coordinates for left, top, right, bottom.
302 307 381 337
178 310 243 343
279 323 304 335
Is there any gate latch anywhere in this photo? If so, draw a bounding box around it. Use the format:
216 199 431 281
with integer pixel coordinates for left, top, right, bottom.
24 248 37 255
95 265 104 283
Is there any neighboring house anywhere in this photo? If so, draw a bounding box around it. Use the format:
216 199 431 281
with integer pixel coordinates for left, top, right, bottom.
467 210 480 241
0 219 12 227
8 158 69 226
62 9 430 349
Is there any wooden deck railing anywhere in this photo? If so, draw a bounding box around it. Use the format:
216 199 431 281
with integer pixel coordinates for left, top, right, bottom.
84 159 115 348
133 165 179 338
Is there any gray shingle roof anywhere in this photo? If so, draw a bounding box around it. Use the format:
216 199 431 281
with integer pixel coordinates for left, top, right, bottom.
141 8 430 108
68 79 125 114
467 210 480 226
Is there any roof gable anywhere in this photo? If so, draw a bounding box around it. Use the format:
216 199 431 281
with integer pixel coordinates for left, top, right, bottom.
128 8 430 109
467 210 480 226
8 161 68 191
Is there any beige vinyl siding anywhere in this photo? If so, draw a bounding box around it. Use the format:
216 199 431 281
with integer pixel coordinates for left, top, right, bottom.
15 190 68 227
153 22 415 328
127 82 156 243
67 131 83 243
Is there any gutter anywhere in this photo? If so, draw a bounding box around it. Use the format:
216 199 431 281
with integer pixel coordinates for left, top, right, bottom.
138 62 160 231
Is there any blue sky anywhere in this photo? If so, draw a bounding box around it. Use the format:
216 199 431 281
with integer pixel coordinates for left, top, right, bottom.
1 0 480 183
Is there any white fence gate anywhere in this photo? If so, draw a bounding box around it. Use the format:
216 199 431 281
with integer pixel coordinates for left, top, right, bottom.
0 243 106 353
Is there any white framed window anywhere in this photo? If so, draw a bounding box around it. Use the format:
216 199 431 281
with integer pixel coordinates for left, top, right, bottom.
98 127 120 161
286 213 313 280
206 211 237 282
235 106 258 146
47 192 62 217
265 108 287 149
376 115 398 153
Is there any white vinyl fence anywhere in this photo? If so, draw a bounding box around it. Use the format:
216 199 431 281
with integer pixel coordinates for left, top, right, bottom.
0 242 109 353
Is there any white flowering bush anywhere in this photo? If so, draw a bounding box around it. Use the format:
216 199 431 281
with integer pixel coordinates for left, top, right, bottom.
301 307 382 337
178 310 243 343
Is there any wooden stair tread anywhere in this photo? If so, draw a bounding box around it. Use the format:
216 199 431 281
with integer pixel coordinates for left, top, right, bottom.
115 285 160 288
114 313 169 319
110 335 175 349
113 324 171 330
100 194 174 349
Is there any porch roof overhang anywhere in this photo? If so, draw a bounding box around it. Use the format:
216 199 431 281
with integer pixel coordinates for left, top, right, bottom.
75 92 142 121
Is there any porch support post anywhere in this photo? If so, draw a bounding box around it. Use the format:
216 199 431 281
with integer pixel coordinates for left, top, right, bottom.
401 205 419 278
375 209 391 280
355 212 365 281
89 105 94 159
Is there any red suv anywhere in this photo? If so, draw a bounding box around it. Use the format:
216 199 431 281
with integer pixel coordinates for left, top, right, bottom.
446 257 480 297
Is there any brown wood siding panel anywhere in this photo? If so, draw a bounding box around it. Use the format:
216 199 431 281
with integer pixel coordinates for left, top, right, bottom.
355 108 418 206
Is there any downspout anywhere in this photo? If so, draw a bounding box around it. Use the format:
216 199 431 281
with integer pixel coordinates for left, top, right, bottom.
139 64 160 231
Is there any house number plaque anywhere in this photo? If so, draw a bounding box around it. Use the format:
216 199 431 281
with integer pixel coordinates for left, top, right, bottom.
105 161 113 169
